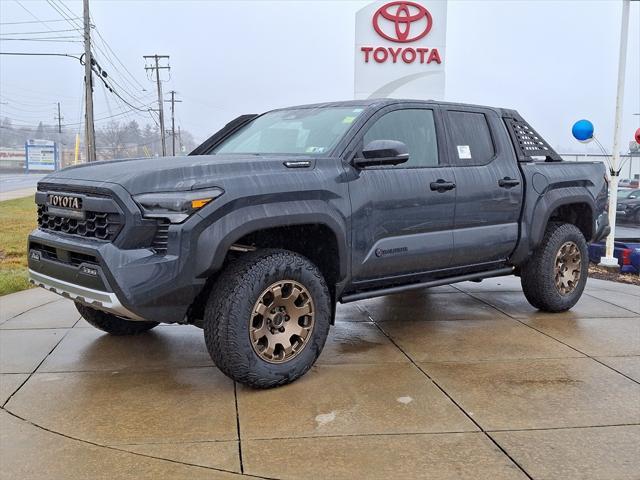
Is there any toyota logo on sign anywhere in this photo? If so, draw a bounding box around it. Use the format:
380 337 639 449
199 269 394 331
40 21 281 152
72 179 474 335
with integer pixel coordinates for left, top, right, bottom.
373 1 433 43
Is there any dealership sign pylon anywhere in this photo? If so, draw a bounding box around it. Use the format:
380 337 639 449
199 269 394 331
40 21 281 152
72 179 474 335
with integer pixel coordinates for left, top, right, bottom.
355 0 447 100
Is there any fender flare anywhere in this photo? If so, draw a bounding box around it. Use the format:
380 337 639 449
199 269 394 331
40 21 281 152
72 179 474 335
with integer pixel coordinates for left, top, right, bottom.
530 189 595 246
193 200 349 281
511 188 596 265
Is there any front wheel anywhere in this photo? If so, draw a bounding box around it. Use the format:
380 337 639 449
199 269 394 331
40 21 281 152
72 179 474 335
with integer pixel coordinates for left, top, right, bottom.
520 222 589 312
204 249 332 389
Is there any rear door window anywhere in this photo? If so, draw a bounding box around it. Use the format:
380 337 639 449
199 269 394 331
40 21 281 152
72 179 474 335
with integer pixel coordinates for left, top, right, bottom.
446 111 495 166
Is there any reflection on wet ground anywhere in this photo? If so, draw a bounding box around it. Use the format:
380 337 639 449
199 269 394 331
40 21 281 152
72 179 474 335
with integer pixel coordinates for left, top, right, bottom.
1 275 638 479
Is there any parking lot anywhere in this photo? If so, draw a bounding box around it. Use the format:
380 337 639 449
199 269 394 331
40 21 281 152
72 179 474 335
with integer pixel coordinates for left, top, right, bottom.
1 275 638 480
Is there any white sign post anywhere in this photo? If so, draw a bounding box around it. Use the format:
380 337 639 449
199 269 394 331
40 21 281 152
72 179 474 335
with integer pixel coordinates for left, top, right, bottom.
355 0 447 100
600 0 631 270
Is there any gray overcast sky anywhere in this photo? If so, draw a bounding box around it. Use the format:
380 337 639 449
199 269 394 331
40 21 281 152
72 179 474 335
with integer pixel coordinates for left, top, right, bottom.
0 0 638 153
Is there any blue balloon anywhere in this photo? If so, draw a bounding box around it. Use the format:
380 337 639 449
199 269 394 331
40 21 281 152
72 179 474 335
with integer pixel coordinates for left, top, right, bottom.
572 119 594 141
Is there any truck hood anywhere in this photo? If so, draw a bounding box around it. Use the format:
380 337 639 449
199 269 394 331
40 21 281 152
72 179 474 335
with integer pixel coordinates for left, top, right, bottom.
42 154 314 194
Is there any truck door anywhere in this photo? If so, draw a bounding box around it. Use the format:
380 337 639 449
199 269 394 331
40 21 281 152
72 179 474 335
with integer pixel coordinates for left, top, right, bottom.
442 108 523 266
348 106 456 284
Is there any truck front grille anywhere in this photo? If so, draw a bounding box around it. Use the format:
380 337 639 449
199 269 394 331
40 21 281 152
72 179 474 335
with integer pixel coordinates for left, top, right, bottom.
37 204 123 241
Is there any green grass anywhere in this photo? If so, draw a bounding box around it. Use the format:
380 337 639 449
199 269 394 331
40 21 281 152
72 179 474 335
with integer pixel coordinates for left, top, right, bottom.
0 196 37 296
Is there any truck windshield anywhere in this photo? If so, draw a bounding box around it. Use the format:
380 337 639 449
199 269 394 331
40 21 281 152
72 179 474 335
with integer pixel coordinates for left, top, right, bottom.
212 107 364 156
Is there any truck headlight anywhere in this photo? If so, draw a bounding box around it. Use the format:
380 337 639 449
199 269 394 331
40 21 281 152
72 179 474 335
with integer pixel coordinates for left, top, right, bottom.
133 188 224 223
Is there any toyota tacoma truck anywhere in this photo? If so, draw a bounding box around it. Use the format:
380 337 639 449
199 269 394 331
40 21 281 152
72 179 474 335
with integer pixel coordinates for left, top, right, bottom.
28 99 610 388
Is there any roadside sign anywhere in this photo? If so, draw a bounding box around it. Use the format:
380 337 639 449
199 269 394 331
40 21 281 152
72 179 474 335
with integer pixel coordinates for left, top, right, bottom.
25 139 58 172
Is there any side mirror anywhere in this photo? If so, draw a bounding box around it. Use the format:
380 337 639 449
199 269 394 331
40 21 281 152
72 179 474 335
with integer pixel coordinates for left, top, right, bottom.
353 140 409 168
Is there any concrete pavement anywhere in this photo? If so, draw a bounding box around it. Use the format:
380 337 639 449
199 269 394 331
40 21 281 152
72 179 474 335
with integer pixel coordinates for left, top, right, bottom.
0 275 638 479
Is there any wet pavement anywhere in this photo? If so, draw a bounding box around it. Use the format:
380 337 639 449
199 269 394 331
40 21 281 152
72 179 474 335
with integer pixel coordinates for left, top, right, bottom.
0 276 638 480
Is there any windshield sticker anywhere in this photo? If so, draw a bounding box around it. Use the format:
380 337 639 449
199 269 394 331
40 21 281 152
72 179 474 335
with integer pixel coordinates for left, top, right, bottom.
457 145 472 159
342 116 356 124
352 108 363 113
305 146 326 154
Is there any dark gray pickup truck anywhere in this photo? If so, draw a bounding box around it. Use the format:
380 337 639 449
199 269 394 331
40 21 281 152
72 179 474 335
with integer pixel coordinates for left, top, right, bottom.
28 99 610 387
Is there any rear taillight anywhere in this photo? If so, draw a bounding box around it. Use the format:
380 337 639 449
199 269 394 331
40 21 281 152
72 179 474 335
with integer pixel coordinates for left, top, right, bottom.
621 248 632 265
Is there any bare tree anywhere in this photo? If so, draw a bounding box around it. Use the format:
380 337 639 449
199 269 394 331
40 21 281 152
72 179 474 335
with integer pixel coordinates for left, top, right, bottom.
98 121 126 159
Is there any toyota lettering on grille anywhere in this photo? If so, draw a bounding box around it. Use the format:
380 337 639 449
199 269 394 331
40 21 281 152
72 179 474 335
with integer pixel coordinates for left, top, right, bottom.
47 194 83 210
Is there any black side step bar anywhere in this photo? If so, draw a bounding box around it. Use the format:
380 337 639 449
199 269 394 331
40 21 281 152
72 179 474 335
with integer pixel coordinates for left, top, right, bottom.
340 267 514 303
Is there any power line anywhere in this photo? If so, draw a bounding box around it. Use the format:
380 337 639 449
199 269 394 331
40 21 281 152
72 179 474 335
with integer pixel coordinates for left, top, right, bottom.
91 64 155 114
91 56 152 108
48 0 147 96
46 0 136 101
45 0 83 32
0 38 82 42
2 108 160 127
1 103 57 115
0 51 82 61
0 18 82 25
0 52 151 122
91 22 146 91
48 0 151 112
13 0 76 40
0 28 81 35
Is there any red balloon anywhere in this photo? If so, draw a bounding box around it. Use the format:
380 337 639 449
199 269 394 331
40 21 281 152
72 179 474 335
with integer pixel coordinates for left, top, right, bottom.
635 128 640 145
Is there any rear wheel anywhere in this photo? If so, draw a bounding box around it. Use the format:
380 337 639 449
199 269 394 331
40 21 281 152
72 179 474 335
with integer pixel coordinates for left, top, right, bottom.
520 222 588 312
204 249 331 389
75 303 158 335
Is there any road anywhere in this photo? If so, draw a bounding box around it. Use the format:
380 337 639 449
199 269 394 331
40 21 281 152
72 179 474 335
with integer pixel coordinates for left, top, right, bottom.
0 173 46 201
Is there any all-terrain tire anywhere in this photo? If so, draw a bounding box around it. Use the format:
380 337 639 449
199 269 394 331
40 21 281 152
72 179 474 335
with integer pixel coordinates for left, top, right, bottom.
520 222 589 312
75 303 159 335
204 249 332 389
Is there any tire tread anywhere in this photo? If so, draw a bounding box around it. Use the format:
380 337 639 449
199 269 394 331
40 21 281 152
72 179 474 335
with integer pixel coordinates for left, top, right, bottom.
204 249 331 389
521 222 588 312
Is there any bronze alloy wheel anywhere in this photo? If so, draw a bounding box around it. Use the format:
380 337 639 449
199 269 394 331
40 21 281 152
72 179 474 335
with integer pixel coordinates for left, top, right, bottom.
554 241 582 295
249 280 315 363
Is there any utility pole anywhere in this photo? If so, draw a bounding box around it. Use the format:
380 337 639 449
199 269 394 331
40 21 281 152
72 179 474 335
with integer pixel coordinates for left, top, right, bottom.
143 54 170 156
83 0 96 162
164 90 182 156
55 102 63 166
600 0 630 269
55 102 63 134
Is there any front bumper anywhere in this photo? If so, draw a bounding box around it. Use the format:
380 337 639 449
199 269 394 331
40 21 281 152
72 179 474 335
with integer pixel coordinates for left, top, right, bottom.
28 180 207 323
29 269 144 320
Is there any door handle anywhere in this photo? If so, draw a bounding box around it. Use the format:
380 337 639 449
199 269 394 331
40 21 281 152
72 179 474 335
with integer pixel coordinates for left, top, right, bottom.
498 177 520 188
430 179 456 192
